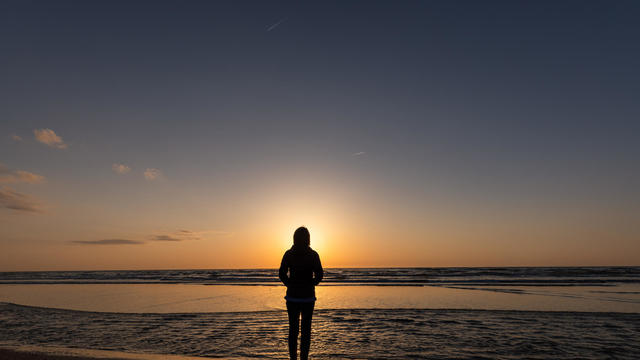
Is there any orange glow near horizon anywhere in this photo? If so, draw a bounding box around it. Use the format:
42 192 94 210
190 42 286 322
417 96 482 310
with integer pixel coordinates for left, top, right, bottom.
1 167 639 271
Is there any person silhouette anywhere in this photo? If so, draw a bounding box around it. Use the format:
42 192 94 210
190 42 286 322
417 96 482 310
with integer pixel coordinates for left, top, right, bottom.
279 226 323 360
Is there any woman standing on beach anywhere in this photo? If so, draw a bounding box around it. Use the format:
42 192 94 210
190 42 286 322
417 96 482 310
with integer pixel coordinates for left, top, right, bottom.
279 227 324 360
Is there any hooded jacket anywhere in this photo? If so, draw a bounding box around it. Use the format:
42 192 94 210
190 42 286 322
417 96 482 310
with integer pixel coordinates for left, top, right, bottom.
279 245 323 299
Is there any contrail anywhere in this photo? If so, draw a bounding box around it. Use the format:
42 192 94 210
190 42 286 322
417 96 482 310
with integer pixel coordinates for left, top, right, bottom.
266 17 287 32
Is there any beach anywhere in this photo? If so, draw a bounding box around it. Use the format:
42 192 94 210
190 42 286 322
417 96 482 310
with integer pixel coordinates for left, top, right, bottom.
1 268 639 359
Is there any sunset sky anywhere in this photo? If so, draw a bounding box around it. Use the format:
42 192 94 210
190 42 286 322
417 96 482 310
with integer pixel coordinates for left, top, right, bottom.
1 1 639 270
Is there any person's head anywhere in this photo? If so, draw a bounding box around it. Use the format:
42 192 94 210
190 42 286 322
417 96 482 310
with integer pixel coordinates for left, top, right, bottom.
293 226 310 248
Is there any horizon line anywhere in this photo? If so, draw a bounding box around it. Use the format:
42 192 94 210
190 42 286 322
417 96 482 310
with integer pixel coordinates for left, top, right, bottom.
1 264 639 273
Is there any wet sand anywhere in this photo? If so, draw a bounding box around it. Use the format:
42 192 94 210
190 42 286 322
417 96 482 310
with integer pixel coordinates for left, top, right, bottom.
2 283 639 313
0 348 108 360
0 347 239 360
2 304 638 359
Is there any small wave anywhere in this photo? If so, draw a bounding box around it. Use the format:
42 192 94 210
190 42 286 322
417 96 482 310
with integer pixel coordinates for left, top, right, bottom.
1 267 638 286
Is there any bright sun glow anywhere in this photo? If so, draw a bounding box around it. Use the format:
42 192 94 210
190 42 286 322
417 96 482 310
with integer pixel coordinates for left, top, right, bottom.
278 223 327 256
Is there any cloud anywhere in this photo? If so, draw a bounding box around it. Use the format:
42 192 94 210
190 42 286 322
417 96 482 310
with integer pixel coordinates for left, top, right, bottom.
71 239 145 245
150 229 204 242
152 235 181 241
0 170 46 184
0 164 46 184
13 170 45 184
351 151 366 156
71 230 213 246
0 186 44 213
144 168 161 181
10 134 22 141
112 163 131 174
72 229 208 246
34 128 68 149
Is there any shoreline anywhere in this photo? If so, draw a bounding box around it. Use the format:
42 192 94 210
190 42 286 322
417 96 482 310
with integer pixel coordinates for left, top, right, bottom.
2 300 639 315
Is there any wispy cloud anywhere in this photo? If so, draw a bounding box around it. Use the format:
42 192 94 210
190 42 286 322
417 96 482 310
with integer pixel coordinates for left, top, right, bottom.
0 186 44 213
351 151 366 156
112 163 131 174
152 235 182 241
34 128 68 149
12 170 45 184
10 134 22 141
150 229 208 242
144 168 161 181
0 163 45 184
71 229 215 246
71 239 144 245
0 164 45 184
266 17 287 32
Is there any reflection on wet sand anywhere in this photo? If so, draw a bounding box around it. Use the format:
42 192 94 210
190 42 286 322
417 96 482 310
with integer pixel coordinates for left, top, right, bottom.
1 283 639 313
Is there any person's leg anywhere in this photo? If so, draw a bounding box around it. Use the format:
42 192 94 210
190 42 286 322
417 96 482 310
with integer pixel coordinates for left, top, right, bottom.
299 301 315 360
286 301 301 360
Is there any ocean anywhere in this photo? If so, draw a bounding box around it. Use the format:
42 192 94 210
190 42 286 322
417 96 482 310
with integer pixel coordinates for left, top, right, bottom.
1 267 639 359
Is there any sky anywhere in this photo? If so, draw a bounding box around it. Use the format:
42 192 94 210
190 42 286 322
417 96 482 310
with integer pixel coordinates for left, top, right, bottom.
1 0 639 270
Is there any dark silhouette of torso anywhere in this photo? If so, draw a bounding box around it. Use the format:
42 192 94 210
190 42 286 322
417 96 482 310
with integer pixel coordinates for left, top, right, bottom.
279 246 323 299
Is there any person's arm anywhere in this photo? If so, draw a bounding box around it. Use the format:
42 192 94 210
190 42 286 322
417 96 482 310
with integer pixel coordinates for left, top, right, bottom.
279 252 289 287
313 252 323 286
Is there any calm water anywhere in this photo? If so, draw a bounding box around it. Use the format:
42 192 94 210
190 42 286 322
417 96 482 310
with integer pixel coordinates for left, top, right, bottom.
1 267 639 359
